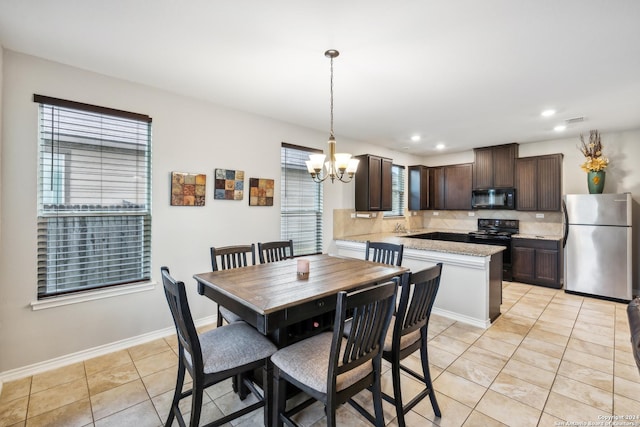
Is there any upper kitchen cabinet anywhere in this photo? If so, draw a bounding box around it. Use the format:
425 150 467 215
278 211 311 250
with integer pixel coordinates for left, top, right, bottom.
516 153 563 211
355 154 392 211
408 165 445 210
408 165 428 211
444 163 473 210
473 143 518 189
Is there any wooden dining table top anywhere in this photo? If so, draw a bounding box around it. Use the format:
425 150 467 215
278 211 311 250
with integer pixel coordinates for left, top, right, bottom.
193 253 407 316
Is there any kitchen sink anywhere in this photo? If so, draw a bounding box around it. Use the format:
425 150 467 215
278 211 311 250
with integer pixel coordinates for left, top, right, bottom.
407 231 470 243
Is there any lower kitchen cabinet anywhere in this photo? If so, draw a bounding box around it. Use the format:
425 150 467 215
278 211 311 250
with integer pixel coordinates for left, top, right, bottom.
512 238 563 288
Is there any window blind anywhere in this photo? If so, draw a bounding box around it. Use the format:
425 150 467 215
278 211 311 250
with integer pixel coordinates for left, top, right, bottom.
281 143 324 255
34 95 152 298
385 164 406 217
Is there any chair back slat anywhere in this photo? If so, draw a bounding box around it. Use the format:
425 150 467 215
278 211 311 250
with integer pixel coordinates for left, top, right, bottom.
332 280 397 377
161 266 202 374
397 264 442 338
258 240 294 264
365 241 404 267
211 244 255 271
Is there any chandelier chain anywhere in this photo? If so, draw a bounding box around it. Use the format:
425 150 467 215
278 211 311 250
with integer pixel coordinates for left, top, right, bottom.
329 55 334 137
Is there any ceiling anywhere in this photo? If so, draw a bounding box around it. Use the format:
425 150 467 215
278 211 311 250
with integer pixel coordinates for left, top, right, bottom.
1 1 639 155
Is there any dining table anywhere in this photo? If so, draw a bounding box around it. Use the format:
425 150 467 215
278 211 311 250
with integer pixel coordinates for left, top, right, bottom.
194 253 408 346
193 253 407 426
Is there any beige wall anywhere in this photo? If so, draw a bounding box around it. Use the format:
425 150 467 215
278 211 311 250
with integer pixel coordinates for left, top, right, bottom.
0 50 424 374
1 48 638 376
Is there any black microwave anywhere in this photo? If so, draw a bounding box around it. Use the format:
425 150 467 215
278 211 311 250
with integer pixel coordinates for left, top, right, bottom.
472 188 516 210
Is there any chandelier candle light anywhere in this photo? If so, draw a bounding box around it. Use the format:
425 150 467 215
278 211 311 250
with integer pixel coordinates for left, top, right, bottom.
306 50 359 183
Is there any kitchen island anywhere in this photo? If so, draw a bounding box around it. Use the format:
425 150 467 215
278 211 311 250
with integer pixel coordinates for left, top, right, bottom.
335 231 505 328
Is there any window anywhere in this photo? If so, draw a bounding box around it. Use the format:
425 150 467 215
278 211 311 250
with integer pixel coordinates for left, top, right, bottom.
280 143 323 255
384 164 405 217
35 95 152 299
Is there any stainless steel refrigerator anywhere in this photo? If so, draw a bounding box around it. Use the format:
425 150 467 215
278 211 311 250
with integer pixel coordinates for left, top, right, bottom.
564 193 632 301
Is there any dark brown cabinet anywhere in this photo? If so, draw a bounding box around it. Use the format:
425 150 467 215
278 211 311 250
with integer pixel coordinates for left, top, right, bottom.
407 164 469 210
408 165 428 211
429 167 445 210
473 143 518 189
516 153 563 211
512 238 562 288
444 163 473 210
355 154 392 211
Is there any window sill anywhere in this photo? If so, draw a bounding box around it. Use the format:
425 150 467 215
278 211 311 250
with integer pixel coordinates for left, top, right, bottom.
31 281 156 311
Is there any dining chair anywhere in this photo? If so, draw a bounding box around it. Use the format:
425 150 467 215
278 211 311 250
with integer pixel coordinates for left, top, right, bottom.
258 239 294 263
210 244 256 327
365 240 404 266
160 266 277 427
271 280 397 427
381 264 443 427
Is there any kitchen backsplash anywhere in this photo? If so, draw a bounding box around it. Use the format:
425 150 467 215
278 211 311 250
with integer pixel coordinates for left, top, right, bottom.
333 209 562 238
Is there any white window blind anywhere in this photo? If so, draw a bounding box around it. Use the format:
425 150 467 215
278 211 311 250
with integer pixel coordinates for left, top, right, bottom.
281 143 323 255
385 164 406 217
35 95 152 299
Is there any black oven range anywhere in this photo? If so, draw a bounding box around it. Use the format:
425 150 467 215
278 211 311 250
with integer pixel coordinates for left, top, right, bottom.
468 218 519 281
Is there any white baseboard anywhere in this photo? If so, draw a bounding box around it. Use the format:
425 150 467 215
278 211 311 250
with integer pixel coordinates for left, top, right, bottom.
431 307 491 329
0 315 216 385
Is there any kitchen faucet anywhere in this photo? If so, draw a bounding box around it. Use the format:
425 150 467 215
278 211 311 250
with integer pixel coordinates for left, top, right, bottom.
394 222 407 233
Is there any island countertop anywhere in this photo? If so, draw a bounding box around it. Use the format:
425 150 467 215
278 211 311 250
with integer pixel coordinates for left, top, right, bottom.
336 230 505 257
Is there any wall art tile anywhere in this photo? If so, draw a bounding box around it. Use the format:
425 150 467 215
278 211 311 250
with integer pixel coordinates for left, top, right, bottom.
249 178 274 206
214 169 244 200
171 171 206 206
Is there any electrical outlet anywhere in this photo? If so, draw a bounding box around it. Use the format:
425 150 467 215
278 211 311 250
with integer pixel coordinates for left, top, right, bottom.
536 213 545 219
433 211 439 216
412 211 417 216
468 212 475 217
350 213 356 219
371 213 377 218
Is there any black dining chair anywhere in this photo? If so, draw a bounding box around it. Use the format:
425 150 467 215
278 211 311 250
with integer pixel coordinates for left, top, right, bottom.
381 264 443 427
160 266 277 427
271 280 397 427
365 240 404 266
258 239 294 263
210 244 256 327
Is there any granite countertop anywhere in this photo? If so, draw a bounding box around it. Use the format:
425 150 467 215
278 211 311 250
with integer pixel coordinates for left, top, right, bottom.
336 230 505 257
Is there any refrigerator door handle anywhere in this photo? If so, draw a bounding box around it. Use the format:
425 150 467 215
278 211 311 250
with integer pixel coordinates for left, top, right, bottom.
562 199 569 248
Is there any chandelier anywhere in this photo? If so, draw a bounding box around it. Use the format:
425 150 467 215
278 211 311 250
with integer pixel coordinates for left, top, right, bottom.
305 49 359 183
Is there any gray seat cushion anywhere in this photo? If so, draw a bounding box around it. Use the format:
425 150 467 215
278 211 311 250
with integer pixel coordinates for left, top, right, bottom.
627 298 640 373
344 317 421 352
185 322 277 374
219 305 243 323
271 332 372 394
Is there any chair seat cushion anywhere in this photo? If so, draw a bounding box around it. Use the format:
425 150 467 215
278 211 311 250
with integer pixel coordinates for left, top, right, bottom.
219 306 243 323
344 317 421 352
271 332 372 394
187 322 277 374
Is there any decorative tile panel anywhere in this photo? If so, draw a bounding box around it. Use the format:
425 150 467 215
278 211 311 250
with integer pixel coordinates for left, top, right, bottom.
249 178 274 206
214 169 244 200
170 172 206 206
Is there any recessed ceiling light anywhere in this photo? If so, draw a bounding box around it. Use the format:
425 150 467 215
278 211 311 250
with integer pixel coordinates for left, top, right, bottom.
435 143 445 150
411 135 421 142
541 109 556 117
554 124 566 132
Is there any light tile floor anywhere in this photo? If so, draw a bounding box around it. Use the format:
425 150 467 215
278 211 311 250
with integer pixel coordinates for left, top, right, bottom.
2 281 640 426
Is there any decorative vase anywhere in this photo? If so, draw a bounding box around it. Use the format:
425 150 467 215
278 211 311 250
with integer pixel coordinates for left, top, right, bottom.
587 171 605 194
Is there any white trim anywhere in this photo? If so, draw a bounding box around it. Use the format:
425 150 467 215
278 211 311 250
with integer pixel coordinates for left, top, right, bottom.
30 281 157 310
0 315 216 383
431 307 491 329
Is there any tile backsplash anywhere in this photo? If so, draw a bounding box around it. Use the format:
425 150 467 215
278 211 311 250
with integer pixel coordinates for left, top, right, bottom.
333 209 562 238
